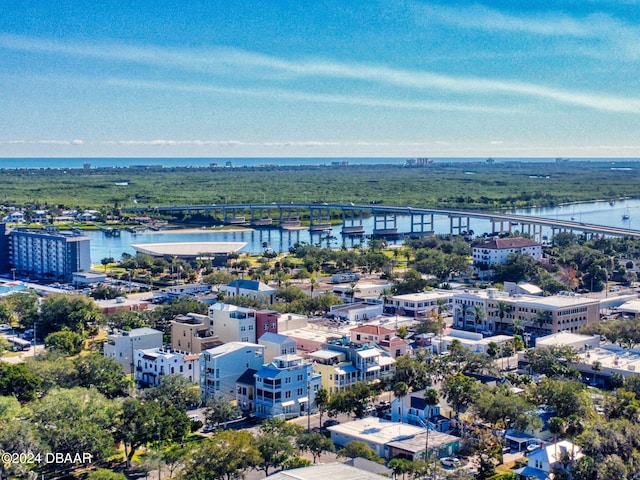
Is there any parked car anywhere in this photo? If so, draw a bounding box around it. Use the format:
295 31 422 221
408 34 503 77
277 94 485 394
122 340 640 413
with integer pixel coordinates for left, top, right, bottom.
0 324 11 332
440 457 462 468
322 419 340 428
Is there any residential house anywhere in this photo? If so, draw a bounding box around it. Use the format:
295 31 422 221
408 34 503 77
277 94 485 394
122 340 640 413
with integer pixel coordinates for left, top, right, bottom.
236 368 258 414
433 329 513 356
31 210 48 223
103 327 163 374
208 302 257 344
3 211 25 224
171 313 220 354
308 349 358 394
329 301 384 323
259 331 297 363
219 279 276 304
322 343 396 384
254 354 321 419
200 342 265 402
350 323 409 358
134 347 200 386
256 310 279 339
390 389 451 433
514 440 583 480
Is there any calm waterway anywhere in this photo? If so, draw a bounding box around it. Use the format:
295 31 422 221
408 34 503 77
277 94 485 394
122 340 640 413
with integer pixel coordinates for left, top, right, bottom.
86 199 640 263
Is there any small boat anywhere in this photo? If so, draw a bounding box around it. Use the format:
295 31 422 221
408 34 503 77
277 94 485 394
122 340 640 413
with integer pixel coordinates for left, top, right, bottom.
623 212 630 220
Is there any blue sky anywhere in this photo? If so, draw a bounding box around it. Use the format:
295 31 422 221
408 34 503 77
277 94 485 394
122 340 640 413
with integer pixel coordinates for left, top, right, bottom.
1 1 640 158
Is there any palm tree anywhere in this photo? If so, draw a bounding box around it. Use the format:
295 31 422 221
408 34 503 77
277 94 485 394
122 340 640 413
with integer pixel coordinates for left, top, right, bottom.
309 277 317 299
380 288 394 314
467 304 486 333
536 309 553 334
393 381 410 424
497 300 511 332
315 388 330 429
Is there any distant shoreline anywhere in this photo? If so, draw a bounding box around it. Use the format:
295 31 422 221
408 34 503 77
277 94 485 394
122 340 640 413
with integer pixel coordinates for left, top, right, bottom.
151 227 254 234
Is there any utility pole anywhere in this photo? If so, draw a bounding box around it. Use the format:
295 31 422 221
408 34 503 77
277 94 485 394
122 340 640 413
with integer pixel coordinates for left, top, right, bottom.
306 375 311 433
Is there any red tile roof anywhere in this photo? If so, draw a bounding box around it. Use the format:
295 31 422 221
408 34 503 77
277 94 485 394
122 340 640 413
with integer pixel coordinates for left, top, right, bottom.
350 324 395 335
478 237 540 250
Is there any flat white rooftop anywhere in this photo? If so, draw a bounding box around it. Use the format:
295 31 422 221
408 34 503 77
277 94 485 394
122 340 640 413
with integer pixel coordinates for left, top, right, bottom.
131 241 246 257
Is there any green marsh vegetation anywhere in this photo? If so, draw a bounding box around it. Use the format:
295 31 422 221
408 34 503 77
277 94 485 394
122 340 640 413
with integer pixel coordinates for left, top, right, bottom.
0 160 636 211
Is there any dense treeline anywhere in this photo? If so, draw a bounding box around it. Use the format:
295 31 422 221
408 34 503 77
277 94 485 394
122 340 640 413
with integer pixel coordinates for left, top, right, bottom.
0 160 637 212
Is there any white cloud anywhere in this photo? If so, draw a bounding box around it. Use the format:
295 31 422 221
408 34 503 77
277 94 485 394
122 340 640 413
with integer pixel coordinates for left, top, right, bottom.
2 139 83 145
3 33 640 113
408 3 640 60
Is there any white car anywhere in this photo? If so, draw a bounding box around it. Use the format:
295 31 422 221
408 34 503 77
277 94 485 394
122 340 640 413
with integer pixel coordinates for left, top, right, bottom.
527 441 542 453
0 324 11 332
440 457 461 468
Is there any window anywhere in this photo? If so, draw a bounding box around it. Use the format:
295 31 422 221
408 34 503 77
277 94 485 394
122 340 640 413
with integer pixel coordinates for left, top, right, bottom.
285 391 291 399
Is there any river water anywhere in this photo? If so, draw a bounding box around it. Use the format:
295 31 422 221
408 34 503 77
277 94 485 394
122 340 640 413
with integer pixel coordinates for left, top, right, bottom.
85 199 640 263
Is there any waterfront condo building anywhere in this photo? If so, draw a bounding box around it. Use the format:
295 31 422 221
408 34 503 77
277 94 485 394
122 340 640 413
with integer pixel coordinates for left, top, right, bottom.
7 227 91 283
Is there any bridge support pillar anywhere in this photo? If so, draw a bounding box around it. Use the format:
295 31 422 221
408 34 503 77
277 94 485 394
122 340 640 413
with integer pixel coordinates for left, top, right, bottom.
410 213 434 235
373 211 398 235
450 216 470 235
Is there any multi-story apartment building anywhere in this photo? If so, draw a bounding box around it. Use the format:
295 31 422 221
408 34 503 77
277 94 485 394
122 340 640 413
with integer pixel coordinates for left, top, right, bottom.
200 342 265 402
103 327 163 375
254 354 321 419
472 236 542 276
385 290 454 317
8 228 91 282
208 303 257 344
134 347 200 386
171 313 220 354
454 288 600 338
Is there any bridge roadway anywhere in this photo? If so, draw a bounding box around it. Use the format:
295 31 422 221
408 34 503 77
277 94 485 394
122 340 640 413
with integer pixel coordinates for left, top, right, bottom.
123 202 640 240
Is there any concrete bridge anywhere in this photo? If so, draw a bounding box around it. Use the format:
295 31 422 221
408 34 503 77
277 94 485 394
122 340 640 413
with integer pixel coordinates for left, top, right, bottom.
123 203 640 241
